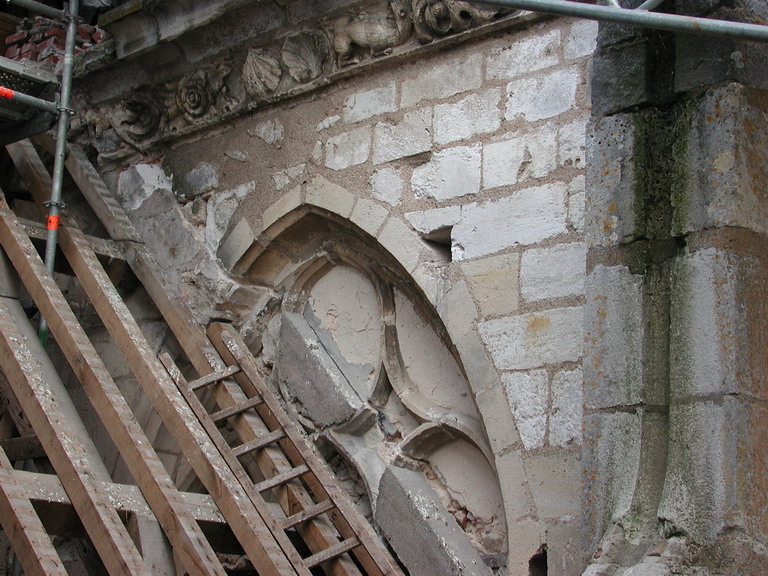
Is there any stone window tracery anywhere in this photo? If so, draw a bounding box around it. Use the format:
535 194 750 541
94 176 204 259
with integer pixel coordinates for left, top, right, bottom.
250 213 507 571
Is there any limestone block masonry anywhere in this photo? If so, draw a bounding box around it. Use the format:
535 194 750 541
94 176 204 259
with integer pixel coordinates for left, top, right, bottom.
144 13 596 576
81 5 598 575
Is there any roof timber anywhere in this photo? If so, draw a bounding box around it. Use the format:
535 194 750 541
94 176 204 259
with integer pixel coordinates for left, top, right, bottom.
53 139 395 576
0 467 225 525
0 452 68 576
0 284 150 576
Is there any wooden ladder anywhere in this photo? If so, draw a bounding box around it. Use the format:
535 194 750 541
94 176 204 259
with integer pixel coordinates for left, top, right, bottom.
160 321 402 576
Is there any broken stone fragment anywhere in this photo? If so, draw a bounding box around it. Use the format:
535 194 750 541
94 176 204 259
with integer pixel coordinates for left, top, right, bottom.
375 466 494 576
276 312 363 427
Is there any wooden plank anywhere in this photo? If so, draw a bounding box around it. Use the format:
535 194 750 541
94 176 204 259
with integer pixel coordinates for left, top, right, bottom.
212 324 407 576
281 500 336 530
189 364 242 391
306 538 361 569
127 514 176 576
0 447 68 576
0 293 149 576
231 428 285 457
18 216 124 261
254 464 310 493
210 394 265 424
58 143 143 243
4 141 265 576
0 467 225 524
0 434 46 461
64 225 298 576
61 141 374 576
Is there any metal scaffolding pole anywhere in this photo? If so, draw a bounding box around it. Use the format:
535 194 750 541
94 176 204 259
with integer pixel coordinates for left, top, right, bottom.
3 0 81 344
473 0 768 43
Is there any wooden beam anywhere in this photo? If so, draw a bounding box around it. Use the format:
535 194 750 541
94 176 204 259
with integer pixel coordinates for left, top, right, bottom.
0 293 150 576
18 216 124 261
4 142 230 576
212 324 405 576
0 467 224 524
61 215 299 576
7 140 297 576
0 434 45 461
60 140 371 576
0 448 68 576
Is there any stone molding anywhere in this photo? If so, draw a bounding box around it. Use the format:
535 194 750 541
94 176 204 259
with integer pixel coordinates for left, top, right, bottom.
81 1 541 153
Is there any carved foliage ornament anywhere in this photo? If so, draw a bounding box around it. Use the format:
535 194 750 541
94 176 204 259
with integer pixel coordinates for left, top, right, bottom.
412 0 512 43
176 70 212 122
96 1 520 150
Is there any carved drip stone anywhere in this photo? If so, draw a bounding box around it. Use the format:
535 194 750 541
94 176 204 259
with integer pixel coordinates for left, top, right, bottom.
412 0 511 43
282 32 327 83
242 48 282 98
86 3 533 152
112 94 164 143
176 71 213 121
332 0 413 65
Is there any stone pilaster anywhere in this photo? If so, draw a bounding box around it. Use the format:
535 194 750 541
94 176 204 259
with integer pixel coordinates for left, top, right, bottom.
583 1 768 574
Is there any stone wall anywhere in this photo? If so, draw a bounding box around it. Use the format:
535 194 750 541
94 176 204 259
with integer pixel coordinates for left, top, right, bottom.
97 10 598 576
583 1 768 574
67 1 768 575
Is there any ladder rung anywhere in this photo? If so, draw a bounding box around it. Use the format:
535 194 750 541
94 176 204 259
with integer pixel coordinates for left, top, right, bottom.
304 537 360 568
253 464 309 493
210 395 264 423
188 364 241 391
280 499 336 530
232 429 286 458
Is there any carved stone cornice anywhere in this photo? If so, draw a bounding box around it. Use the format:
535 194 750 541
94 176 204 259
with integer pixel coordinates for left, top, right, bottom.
81 1 541 154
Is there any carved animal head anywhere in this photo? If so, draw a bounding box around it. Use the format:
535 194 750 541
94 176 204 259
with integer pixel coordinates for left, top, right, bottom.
389 0 411 21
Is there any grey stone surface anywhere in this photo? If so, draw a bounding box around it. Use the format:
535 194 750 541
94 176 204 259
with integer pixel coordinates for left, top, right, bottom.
582 412 643 555
520 242 587 302
276 312 362 427
585 114 638 247
505 69 579 122
479 306 583 371
590 40 649 117
564 19 598 60
669 249 740 400
500 370 548 450
434 89 502 145
483 124 557 189
375 466 493 576
205 181 253 254
411 145 481 202
658 401 727 545
370 167 403 206
674 84 768 237
343 83 398 124
373 108 432 164
550 367 583 447
452 183 568 260
584 265 644 409
401 53 483 107
179 162 219 199
325 126 372 171
486 29 561 81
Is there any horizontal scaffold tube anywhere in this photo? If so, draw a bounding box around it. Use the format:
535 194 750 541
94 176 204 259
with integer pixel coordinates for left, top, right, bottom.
4 0 66 20
473 0 768 43
0 86 58 115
